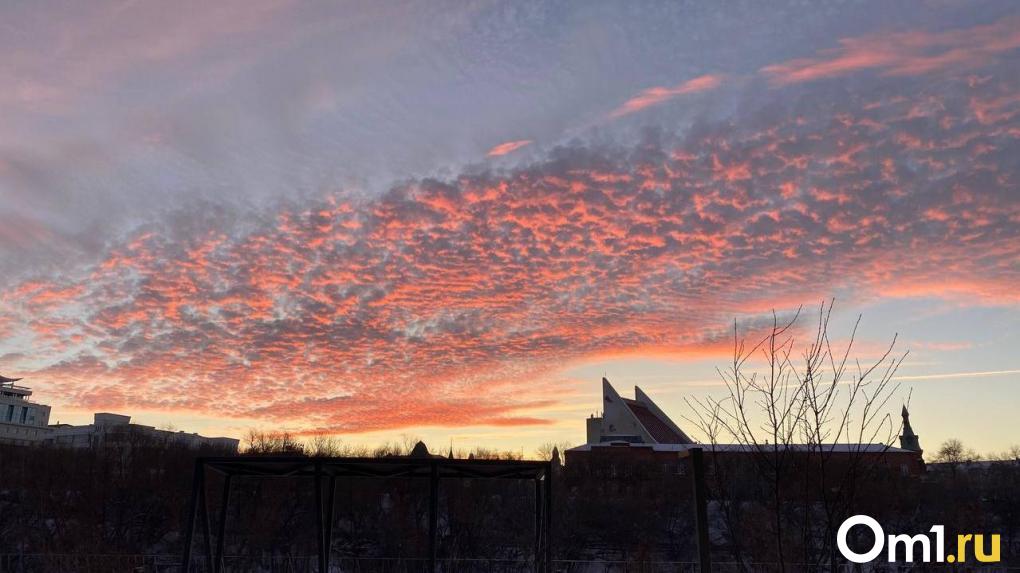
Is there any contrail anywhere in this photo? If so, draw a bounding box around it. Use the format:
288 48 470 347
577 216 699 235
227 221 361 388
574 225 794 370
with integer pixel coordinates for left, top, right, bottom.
894 369 1020 381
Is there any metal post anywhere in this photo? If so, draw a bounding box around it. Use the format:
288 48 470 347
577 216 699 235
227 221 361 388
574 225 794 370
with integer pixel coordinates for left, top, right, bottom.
325 476 336 572
214 474 232 573
181 461 204 572
690 448 711 573
544 468 552 573
315 461 326 573
428 461 439 573
198 468 215 573
534 479 542 573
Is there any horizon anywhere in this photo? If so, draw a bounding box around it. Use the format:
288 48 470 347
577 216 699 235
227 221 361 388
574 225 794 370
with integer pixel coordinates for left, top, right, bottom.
1 1 1019 456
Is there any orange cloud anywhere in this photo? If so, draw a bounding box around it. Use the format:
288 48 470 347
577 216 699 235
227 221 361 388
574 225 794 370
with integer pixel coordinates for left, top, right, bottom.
609 74 723 119
486 140 532 157
3 67 1019 436
762 15 1020 85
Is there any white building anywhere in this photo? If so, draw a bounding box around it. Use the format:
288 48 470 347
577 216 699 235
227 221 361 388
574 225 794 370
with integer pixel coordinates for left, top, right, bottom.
0 375 53 446
49 412 239 452
0 374 238 452
585 377 694 445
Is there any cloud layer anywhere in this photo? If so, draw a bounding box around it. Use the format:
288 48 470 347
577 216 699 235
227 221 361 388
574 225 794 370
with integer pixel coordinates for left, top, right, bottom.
2 8 1020 437
3 49 1019 433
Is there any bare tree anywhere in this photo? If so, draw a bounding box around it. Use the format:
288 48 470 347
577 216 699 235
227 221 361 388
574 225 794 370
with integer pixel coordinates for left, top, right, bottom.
243 429 303 455
989 444 1020 462
535 441 573 461
795 302 904 571
305 435 374 457
684 300 906 571
934 438 977 463
933 438 979 479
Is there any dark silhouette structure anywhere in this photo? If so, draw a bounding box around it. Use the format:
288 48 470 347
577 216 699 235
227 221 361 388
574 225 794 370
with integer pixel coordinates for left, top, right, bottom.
899 406 922 453
181 455 554 573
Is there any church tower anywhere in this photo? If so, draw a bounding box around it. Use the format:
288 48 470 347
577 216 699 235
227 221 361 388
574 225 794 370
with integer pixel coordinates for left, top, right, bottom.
899 405 921 452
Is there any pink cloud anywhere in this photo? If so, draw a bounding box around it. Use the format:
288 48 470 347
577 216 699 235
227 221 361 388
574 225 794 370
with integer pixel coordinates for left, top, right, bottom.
0 0 290 113
761 15 1020 85
609 74 723 119
486 140 533 157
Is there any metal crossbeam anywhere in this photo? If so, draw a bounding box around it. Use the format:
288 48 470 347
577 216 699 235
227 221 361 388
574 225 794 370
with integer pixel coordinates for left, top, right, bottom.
181 456 554 573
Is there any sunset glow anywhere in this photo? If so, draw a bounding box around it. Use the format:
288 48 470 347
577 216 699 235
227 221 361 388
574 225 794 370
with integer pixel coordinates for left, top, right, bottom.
1 2 1018 454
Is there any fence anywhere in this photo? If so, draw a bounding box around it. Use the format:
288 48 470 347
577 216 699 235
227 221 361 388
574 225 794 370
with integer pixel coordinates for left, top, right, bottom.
3 556 1019 573
0 553 178 572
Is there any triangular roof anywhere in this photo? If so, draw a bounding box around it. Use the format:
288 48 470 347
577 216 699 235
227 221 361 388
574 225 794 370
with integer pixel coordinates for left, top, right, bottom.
601 378 694 445
633 385 694 443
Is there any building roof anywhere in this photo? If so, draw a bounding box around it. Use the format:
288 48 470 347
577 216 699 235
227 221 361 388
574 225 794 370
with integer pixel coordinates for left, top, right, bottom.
624 400 687 444
199 456 552 480
598 378 694 445
0 374 23 384
567 442 915 454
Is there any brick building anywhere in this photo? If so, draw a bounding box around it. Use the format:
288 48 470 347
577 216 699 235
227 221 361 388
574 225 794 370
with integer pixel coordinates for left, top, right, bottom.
566 378 925 482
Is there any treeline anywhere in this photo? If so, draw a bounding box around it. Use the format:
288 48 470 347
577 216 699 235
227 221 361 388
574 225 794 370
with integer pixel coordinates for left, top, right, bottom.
243 430 530 460
930 438 1020 465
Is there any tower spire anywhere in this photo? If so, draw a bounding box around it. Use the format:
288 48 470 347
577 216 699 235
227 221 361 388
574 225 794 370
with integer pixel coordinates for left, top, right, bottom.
899 405 921 452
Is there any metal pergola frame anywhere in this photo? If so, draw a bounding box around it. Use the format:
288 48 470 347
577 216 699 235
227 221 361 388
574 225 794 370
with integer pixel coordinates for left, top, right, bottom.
181 456 554 573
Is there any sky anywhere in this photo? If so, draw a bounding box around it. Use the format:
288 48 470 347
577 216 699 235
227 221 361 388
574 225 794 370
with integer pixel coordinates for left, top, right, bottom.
1 0 1019 456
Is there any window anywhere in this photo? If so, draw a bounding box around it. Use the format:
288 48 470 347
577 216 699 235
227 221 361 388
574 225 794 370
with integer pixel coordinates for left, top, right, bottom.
6 405 12 422
20 407 27 424
662 463 683 475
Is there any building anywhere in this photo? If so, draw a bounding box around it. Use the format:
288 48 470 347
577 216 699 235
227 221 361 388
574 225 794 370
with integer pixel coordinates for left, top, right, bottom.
586 377 694 445
0 374 53 446
567 378 925 478
899 405 922 453
49 412 240 452
0 375 238 452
